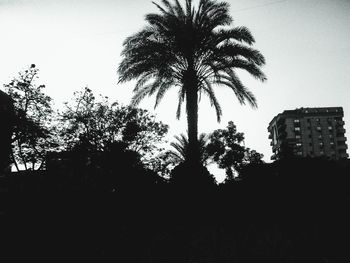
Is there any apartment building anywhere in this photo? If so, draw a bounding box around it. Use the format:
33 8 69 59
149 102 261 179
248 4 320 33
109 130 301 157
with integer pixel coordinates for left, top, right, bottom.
268 107 348 160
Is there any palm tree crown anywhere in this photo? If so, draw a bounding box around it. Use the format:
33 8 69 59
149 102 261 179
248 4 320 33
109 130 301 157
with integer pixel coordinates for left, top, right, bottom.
118 0 266 164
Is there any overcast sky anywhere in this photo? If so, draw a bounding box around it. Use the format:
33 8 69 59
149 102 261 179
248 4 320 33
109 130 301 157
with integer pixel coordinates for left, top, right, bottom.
1 0 350 179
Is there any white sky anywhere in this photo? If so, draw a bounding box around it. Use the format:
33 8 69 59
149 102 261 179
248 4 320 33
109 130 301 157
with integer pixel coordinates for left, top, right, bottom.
1 0 350 180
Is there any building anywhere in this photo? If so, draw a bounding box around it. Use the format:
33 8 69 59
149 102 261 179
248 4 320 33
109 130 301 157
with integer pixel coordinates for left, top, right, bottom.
268 107 348 160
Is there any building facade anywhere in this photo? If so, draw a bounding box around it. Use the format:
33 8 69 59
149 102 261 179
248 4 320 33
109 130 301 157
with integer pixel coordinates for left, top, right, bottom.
268 107 348 160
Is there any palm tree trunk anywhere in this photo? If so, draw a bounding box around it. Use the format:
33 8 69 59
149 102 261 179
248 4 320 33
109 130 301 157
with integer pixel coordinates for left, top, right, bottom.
185 79 199 165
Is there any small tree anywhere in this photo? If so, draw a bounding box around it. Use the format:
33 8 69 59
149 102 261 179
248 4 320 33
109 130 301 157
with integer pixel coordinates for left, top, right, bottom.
167 133 211 165
206 121 264 180
4 64 57 171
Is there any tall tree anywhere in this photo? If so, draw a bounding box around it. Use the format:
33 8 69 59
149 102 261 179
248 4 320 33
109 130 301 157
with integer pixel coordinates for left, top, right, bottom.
118 0 266 164
4 64 56 171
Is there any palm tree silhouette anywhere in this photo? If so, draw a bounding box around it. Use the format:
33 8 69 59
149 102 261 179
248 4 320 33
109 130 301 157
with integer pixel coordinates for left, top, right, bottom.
169 133 210 165
118 0 266 164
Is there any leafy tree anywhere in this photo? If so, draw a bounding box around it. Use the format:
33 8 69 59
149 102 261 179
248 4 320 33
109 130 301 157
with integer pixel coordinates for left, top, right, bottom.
206 121 264 180
59 87 169 161
4 64 57 171
118 0 266 164
244 148 264 165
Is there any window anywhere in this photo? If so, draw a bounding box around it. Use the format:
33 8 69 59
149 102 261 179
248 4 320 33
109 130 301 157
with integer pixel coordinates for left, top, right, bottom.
320 151 324 155
316 126 322 131
295 127 301 131
328 126 333 130
316 118 320 122
296 143 302 147
318 134 322 139
329 134 333 138
295 135 301 139
294 119 300 123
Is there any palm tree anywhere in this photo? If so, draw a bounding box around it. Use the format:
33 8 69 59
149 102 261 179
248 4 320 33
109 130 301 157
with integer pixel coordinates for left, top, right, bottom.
168 133 210 165
118 0 266 164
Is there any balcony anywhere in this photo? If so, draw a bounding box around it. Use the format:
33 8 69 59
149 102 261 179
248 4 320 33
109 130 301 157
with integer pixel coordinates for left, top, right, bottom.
337 144 348 149
293 122 301 127
337 137 347 142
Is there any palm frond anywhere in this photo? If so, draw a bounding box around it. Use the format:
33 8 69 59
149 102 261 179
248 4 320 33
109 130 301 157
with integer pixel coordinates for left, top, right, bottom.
215 71 257 108
216 43 266 66
152 0 175 16
169 132 210 164
154 81 174 108
215 27 255 45
173 0 185 19
176 87 186 119
201 78 222 121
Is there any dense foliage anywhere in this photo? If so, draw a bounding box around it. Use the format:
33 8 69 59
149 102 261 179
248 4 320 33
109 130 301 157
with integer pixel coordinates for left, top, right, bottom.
3 68 169 172
59 87 168 160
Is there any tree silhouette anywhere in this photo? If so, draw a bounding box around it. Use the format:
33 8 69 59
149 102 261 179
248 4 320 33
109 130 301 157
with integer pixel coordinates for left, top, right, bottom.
118 0 266 164
4 64 57 171
168 133 210 165
206 121 264 180
59 87 168 162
